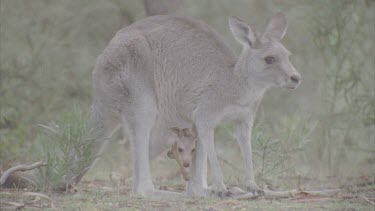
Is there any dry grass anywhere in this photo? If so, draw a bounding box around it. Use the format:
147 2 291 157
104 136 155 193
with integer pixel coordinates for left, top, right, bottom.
1 175 374 210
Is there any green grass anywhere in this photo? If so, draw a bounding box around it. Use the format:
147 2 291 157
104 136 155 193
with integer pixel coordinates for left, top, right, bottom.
31 107 98 192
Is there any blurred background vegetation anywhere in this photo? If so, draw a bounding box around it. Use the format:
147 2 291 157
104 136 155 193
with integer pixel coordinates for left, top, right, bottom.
0 0 374 190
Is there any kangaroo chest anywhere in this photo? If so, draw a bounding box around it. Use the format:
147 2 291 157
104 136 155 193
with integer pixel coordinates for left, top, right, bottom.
208 99 260 126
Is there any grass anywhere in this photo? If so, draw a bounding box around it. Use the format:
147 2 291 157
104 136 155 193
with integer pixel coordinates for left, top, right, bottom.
31 107 98 192
1 180 374 210
1 110 374 209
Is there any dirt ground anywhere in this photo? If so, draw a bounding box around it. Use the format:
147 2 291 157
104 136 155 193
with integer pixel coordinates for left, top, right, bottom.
2 143 374 210
1 178 375 210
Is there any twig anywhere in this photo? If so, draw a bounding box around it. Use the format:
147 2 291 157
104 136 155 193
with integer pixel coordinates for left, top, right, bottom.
73 167 90 185
361 195 375 207
234 189 340 200
22 192 55 202
298 189 341 196
0 161 46 187
218 156 242 172
1 202 25 209
235 189 297 200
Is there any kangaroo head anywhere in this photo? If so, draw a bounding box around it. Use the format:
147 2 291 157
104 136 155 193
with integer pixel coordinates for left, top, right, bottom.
168 127 197 168
229 12 301 89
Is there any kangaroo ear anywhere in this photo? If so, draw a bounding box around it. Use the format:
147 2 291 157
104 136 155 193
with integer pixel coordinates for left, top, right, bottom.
170 127 182 137
262 12 288 41
229 16 256 47
182 128 197 139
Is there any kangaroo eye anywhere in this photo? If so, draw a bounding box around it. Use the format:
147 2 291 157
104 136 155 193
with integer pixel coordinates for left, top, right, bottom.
178 147 183 153
264 56 275 64
191 148 195 153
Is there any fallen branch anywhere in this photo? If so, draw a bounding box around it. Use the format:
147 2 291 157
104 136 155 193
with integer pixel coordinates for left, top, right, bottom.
361 195 375 207
0 161 46 187
234 188 340 200
0 202 25 210
22 192 55 202
296 189 341 196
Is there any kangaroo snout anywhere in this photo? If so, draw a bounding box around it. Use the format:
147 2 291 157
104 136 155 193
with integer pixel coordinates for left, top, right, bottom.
290 74 301 84
183 162 190 168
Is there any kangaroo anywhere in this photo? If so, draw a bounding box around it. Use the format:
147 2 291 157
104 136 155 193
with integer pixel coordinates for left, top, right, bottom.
167 127 197 181
90 13 301 197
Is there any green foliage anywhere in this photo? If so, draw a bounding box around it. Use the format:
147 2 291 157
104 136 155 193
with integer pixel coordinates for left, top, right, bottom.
310 0 375 176
0 0 144 164
252 125 286 177
312 0 374 126
32 107 98 192
252 116 315 185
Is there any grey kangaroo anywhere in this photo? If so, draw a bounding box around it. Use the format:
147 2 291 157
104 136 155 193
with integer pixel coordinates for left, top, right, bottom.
90 12 301 197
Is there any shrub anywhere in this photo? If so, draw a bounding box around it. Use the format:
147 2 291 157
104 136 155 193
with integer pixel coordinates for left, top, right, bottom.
32 107 98 192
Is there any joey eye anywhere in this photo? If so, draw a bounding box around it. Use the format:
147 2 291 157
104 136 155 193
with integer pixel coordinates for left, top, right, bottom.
264 56 275 64
178 147 183 153
191 148 195 153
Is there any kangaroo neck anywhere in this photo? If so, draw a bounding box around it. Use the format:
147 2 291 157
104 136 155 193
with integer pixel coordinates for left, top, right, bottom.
232 48 269 105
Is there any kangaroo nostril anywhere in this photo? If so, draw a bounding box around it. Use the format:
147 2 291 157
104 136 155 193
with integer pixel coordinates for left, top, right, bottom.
290 75 300 84
183 163 190 168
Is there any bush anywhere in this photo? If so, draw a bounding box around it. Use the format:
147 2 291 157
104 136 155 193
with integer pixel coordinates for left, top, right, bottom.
252 115 316 187
32 107 98 192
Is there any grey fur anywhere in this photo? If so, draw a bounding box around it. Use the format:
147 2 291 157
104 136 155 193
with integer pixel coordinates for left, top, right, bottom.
90 13 301 197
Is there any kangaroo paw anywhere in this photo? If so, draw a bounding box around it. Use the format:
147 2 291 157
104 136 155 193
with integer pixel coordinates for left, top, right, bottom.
209 182 232 199
245 181 265 197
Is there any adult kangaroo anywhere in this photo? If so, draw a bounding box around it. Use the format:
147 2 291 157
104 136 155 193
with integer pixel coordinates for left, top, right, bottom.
90 13 301 197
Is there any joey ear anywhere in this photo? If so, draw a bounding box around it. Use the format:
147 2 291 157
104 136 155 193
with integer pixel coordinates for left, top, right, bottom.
167 150 173 158
170 127 182 137
168 142 177 158
182 128 197 139
229 16 256 47
262 12 288 41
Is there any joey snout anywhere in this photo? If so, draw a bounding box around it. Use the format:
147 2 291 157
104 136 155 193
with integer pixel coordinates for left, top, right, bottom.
183 161 190 168
167 147 191 181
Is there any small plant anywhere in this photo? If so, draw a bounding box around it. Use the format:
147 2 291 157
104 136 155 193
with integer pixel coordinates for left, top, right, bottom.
252 116 316 187
32 107 98 192
252 125 287 179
